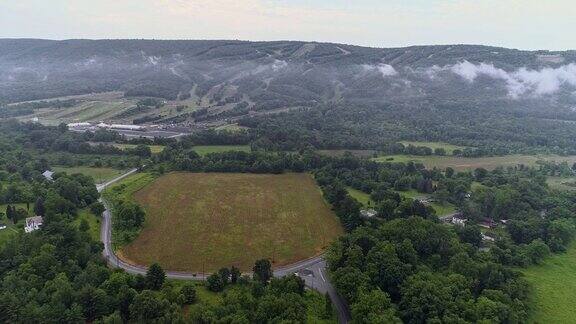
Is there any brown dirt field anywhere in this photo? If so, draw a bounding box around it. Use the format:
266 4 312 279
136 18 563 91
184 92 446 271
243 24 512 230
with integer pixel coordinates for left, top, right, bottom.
120 172 343 272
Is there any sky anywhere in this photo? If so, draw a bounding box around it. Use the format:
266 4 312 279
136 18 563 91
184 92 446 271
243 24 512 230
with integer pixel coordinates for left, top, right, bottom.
0 0 574 50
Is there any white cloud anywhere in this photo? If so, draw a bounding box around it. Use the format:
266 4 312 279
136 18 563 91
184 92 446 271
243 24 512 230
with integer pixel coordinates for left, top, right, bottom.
363 64 398 77
447 61 576 98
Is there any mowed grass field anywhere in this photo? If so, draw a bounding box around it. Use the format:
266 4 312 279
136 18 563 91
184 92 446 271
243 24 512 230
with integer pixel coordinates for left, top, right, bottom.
192 145 251 156
399 141 467 154
113 143 166 154
373 154 576 171
523 244 576 323
52 166 126 183
121 172 343 272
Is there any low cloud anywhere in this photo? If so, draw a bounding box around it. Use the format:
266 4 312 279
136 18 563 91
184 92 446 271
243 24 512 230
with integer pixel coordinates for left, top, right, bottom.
436 61 576 98
363 63 398 77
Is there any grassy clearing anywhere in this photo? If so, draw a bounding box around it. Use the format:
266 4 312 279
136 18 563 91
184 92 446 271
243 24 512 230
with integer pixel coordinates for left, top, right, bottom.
74 209 101 241
192 145 251 156
214 124 249 132
523 244 576 323
121 172 343 272
373 154 576 171
317 150 377 158
546 176 576 191
52 166 125 183
0 203 29 247
346 187 375 207
399 141 467 154
395 190 456 216
112 143 166 154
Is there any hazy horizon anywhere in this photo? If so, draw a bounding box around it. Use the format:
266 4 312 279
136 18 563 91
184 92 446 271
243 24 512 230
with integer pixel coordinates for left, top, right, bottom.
1 0 574 51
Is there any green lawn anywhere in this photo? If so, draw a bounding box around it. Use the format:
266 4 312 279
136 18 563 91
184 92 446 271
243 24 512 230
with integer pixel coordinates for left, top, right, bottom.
192 145 251 156
399 141 467 154
346 187 375 207
52 166 126 184
74 208 101 241
0 203 29 247
113 143 165 154
346 187 456 216
546 176 576 191
373 154 576 171
317 150 377 158
523 244 576 323
395 190 456 216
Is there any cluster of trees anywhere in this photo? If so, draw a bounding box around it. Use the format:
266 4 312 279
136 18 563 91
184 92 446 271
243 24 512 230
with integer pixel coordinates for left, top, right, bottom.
327 217 532 323
240 100 576 155
384 143 450 156
190 261 332 323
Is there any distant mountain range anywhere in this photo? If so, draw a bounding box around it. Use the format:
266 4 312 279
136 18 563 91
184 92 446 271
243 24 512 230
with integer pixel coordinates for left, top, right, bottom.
1 39 575 112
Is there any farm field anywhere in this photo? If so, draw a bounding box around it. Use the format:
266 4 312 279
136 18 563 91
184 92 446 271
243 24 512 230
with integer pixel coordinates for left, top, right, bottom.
192 145 251 156
113 143 165 153
523 244 576 323
373 154 576 171
52 166 125 183
120 172 343 272
399 141 467 154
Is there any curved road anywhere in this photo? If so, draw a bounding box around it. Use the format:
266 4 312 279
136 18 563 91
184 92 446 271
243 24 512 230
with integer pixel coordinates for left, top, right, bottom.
98 169 350 323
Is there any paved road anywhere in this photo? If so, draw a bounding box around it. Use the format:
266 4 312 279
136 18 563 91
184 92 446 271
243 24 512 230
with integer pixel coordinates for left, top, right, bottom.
98 170 351 323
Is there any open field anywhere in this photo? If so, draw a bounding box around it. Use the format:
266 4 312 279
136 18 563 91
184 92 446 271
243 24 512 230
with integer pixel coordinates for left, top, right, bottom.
546 176 576 191
373 154 576 171
113 143 165 154
317 149 377 158
74 209 101 241
523 244 576 323
52 166 126 184
192 145 251 156
120 172 343 272
346 187 455 216
395 189 456 216
346 187 375 207
0 203 29 247
399 141 467 154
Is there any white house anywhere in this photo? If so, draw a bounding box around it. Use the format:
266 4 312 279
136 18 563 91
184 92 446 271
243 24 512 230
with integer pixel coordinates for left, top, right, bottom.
360 209 378 219
451 217 467 226
42 170 54 181
0 223 6 230
25 216 44 233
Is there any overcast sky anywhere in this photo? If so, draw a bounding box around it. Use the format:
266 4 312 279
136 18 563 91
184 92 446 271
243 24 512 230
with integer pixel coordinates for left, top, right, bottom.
0 0 574 50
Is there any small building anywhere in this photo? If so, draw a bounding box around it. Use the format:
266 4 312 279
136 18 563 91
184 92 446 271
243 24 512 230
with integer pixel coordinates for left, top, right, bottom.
479 218 496 229
451 216 467 227
42 170 54 181
481 233 495 242
25 216 44 233
0 223 6 230
360 209 378 219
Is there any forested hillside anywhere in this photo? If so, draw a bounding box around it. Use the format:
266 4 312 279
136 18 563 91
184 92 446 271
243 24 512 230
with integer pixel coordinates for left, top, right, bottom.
2 39 576 154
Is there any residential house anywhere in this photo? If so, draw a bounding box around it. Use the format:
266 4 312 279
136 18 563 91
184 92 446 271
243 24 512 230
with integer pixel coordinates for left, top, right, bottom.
25 216 44 233
360 209 378 219
42 170 54 181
